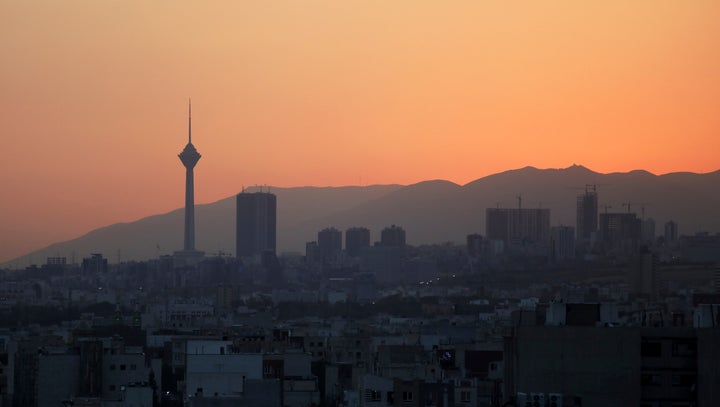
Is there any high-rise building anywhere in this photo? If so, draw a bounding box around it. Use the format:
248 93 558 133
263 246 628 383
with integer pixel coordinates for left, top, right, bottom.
236 192 277 259
635 249 659 298
345 227 370 257
380 225 406 247
599 212 641 254
664 220 678 244
82 253 108 274
305 241 320 264
318 227 342 262
576 186 598 243
486 208 550 245
175 101 204 259
641 218 656 244
550 226 575 261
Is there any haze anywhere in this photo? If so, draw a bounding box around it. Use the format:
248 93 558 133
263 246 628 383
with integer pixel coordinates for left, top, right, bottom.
1 1 719 263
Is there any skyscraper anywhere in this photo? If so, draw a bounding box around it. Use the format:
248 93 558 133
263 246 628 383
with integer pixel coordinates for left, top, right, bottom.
485 208 550 245
576 186 598 243
550 226 575 261
380 225 406 247
236 192 277 259
664 220 678 244
176 101 204 259
318 227 342 262
599 212 641 254
641 218 656 244
345 227 370 257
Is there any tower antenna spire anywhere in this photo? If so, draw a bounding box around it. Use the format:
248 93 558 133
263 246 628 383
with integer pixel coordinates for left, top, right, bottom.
188 98 192 144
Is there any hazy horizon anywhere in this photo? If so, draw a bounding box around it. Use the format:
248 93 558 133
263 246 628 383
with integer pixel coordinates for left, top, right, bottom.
4 163 719 265
3 1 719 264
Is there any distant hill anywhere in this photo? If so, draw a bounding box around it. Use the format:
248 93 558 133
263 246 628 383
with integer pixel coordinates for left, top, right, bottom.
4 165 720 267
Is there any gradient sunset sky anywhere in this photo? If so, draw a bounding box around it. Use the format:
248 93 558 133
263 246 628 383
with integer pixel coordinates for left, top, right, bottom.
1 1 719 263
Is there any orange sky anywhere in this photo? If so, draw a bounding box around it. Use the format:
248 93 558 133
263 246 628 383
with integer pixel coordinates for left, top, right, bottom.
1 1 719 263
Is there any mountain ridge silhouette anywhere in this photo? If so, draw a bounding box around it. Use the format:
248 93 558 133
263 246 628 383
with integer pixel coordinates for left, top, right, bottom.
4 165 719 267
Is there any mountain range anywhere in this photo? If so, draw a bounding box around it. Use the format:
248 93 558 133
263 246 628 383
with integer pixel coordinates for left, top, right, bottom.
4 165 720 267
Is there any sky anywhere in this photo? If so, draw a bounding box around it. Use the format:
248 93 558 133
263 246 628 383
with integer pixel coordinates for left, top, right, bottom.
1 1 719 263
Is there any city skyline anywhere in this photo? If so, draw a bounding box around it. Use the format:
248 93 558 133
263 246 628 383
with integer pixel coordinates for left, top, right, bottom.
3 163 719 266
2 1 720 263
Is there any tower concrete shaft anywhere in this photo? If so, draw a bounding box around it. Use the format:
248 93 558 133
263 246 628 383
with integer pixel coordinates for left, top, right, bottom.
178 101 201 252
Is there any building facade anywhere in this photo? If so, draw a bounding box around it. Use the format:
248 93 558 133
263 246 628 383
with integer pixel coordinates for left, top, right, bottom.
346 227 371 257
236 192 277 259
486 208 550 246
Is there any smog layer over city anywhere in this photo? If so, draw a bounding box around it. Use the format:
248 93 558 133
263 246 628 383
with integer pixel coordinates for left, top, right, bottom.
1 2 719 407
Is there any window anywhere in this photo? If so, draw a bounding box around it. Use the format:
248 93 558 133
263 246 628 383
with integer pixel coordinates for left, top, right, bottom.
130 364 137 370
641 373 662 386
671 339 697 357
402 391 413 402
120 364 126 371
109 364 116 371
461 391 472 402
641 340 662 357
671 374 696 387
387 391 394 404
364 390 381 402
109 385 116 391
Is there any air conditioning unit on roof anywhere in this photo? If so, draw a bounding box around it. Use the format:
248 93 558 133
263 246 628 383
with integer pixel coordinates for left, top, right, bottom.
530 392 545 407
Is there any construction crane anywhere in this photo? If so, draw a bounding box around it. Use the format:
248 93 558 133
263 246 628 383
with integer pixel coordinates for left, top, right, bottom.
639 203 652 219
622 202 651 217
601 205 612 214
566 184 610 193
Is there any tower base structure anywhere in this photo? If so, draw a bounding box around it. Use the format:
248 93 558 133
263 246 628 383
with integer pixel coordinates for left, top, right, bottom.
172 249 205 268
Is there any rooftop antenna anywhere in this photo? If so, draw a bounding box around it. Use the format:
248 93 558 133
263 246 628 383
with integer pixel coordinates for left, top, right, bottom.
188 98 192 144
517 195 522 210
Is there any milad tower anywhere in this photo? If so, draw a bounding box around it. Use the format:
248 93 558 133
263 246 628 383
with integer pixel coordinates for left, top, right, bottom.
174 100 205 262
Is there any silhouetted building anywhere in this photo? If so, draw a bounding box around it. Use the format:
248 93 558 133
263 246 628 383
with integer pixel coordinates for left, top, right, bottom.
175 101 204 260
550 226 575 261
641 218 656 245
466 234 484 257
505 325 720 407
82 253 107 274
236 192 277 259
305 241 320 264
598 212 641 254
345 227 370 257
576 186 598 244
318 228 342 262
634 249 659 298
486 208 550 246
664 220 678 244
380 225 406 247
680 233 720 263
46 257 67 266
